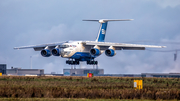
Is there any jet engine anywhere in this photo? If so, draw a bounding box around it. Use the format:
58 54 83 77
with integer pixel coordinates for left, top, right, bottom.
105 49 116 57
41 49 51 57
52 48 61 56
90 48 101 56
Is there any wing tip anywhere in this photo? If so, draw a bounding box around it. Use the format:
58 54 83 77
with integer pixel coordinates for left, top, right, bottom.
14 47 18 50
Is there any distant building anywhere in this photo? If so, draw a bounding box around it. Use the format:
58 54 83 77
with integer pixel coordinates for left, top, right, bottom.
63 70 180 78
93 74 141 77
0 64 6 74
51 72 56 74
63 68 104 76
7 67 44 75
95 73 180 78
142 73 180 78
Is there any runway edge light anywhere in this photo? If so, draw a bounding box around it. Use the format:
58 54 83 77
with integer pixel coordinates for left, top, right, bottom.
134 80 143 90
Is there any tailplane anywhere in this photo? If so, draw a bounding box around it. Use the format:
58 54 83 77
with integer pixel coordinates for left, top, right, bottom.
83 19 133 42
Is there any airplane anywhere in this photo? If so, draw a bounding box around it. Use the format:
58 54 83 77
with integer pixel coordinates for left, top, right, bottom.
14 19 166 65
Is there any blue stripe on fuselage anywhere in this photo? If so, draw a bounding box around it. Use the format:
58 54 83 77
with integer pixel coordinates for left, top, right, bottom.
70 52 96 61
97 22 108 42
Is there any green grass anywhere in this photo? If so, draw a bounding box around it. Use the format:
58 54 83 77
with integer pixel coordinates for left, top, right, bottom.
0 76 180 99
0 98 178 101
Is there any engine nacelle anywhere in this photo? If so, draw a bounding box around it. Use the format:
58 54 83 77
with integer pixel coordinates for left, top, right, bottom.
90 48 101 56
52 48 61 56
105 49 116 57
41 49 51 57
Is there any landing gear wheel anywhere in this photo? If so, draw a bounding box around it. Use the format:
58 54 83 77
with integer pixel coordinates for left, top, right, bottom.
66 60 79 65
87 61 98 65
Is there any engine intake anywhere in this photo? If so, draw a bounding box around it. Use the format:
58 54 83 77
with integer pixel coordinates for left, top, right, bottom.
105 49 116 57
41 49 51 57
90 48 100 56
52 48 61 56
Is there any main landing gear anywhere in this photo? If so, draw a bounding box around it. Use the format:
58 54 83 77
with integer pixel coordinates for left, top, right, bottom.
66 59 98 69
87 61 98 65
66 59 98 65
66 60 79 65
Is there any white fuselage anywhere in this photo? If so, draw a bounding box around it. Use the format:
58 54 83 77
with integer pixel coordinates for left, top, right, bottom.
60 41 91 58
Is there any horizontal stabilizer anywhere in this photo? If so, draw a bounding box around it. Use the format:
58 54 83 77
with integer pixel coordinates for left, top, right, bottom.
83 19 133 23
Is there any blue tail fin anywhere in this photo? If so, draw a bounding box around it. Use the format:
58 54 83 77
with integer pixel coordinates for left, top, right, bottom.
96 22 108 42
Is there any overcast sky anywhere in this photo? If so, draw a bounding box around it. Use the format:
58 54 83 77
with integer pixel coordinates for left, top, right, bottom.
0 0 180 74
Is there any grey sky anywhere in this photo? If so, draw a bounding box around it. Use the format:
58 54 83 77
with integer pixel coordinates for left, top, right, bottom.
0 0 180 74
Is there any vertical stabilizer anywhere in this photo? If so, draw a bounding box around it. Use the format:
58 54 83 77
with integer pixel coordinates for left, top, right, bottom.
96 21 108 42
83 19 133 42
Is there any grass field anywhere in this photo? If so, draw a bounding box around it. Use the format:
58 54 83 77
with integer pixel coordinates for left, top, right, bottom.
0 76 180 100
0 98 178 101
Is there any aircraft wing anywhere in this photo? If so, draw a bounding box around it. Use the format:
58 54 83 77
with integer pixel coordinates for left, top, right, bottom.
83 41 166 50
14 42 65 51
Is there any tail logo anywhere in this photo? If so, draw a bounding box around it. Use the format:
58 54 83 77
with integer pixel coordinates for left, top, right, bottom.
102 29 106 34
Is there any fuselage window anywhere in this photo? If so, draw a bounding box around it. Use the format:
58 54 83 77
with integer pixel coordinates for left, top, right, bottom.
60 45 68 48
60 45 76 48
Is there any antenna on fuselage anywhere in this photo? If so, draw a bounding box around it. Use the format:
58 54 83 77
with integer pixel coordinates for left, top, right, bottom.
83 19 133 42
